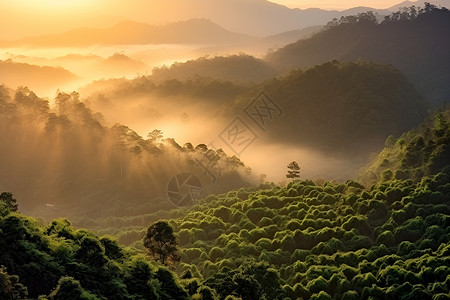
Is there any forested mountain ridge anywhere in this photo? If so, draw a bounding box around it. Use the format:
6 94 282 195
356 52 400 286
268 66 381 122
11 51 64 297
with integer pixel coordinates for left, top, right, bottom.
224 60 426 158
150 54 276 83
266 5 450 106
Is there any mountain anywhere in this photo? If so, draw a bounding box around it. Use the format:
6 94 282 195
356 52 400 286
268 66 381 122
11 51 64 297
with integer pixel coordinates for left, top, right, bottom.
257 25 323 51
151 54 276 83
0 0 393 42
388 1 419 10
1 19 253 48
0 59 78 94
95 53 149 75
361 106 450 184
104 0 391 37
222 61 426 158
388 0 450 11
266 6 450 106
4 53 151 84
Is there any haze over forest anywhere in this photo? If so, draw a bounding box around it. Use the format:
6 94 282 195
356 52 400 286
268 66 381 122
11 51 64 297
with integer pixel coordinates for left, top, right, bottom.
0 0 450 299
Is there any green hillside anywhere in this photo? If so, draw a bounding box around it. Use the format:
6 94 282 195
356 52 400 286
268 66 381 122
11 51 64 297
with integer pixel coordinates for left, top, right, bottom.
361 106 450 184
0 198 195 299
78 109 450 300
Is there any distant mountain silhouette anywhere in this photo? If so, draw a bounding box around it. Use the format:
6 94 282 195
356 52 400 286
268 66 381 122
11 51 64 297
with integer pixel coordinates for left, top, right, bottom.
0 60 77 93
96 53 149 74
151 54 276 83
257 25 323 51
112 0 391 36
0 19 253 47
266 6 450 106
388 0 450 11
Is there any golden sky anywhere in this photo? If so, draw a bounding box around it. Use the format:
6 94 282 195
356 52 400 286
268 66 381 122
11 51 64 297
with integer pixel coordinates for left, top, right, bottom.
0 0 410 40
272 0 406 9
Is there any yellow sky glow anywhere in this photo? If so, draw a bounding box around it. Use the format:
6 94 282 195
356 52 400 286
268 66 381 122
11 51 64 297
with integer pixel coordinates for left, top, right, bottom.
0 0 416 40
271 0 410 9
12 0 94 11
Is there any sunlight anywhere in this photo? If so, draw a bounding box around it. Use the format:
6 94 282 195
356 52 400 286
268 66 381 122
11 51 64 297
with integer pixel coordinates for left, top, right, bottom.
13 0 95 13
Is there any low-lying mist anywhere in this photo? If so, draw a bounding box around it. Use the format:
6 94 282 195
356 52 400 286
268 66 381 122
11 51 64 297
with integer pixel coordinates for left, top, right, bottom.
0 86 257 219
78 76 375 185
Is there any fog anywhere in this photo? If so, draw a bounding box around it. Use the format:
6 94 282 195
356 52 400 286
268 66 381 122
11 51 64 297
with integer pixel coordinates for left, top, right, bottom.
77 76 369 186
0 1 404 220
0 86 258 219
0 44 207 97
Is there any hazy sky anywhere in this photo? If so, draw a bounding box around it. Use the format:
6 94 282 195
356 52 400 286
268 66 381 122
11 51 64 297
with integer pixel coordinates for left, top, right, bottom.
0 0 417 39
272 0 404 9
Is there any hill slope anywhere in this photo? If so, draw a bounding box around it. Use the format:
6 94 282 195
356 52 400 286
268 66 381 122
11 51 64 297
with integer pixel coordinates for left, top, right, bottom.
361 106 450 184
0 60 77 94
0 204 194 299
266 6 450 106
84 108 450 300
224 61 426 158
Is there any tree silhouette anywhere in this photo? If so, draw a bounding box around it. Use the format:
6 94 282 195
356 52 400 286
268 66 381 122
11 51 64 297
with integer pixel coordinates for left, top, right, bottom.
147 129 163 143
143 221 180 266
0 192 18 216
286 161 301 180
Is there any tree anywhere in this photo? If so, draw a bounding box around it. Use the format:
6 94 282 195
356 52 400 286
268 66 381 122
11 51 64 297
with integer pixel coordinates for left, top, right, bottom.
286 161 301 180
147 129 163 143
397 138 406 150
0 193 18 216
143 221 180 266
47 276 96 300
434 113 448 137
0 266 28 300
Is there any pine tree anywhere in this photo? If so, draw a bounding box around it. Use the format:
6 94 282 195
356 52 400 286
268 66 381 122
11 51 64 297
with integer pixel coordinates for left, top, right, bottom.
286 161 301 180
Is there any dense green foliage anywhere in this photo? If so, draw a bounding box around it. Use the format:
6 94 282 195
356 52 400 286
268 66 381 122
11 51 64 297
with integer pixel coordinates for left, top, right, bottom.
0 209 193 299
362 106 450 184
87 170 450 299
80 109 450 299
143 221 180 266
266 5 450 106
170 171 450 299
